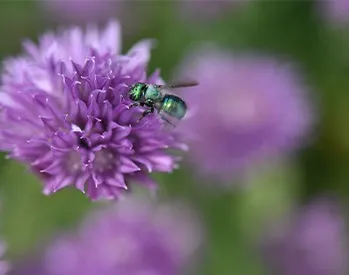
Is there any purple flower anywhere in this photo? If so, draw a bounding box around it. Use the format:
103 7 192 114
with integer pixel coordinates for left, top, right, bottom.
0 21 186 200
260 197 348 275
41 198 201 275
318 0 349 26
176 46 312 179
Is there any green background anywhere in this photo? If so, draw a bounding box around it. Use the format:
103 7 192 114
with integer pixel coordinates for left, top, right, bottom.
0 1 348 274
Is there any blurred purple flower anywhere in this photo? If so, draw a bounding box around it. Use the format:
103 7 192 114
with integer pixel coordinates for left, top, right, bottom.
319 0 349 25
260 197 348 275
0 21 186 200
8 257 40 275
42 198 201 275
40 0 117 24
0 241 9 275
39 0 145 36
176 46 312 179
178 0 246 21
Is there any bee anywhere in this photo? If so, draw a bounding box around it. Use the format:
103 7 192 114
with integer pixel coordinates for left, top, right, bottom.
128 81 198 126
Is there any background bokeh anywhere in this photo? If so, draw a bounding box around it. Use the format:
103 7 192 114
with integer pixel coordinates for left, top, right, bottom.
0 0 349 274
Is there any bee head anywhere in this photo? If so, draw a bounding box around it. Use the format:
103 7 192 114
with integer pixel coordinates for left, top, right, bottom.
129 82 145 101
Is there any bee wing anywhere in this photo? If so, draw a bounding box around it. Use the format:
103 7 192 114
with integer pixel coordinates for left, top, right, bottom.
158 111 178 127
158 80 198 90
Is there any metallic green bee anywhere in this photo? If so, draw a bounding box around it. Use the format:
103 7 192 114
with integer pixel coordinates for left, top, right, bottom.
128 81 198 126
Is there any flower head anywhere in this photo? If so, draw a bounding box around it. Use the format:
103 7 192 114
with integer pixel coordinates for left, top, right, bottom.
260 197 348 275
0 21 185 200
176 46 312 179
42 198 201 275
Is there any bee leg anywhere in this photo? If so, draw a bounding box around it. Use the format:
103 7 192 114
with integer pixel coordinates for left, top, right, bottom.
128 102 140 108
137 107 154 123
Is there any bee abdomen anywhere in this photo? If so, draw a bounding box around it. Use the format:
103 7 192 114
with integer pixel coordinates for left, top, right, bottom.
161 95 187 119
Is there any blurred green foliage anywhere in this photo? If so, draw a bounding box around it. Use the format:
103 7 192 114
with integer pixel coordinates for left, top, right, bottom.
0 1 349 274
